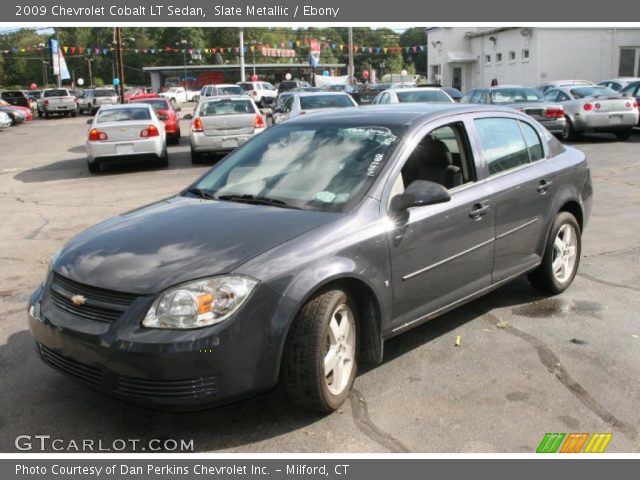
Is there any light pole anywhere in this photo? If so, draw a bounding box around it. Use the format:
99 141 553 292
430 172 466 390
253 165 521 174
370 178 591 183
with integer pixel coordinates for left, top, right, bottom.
239 28 246 82
85 57 94 87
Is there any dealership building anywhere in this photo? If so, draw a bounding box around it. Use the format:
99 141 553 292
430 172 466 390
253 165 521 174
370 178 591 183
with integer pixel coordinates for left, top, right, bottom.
427 27 640 92
143 62 346 91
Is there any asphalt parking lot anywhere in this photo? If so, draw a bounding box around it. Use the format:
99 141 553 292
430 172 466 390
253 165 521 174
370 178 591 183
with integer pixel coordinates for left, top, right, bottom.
0 108 638 453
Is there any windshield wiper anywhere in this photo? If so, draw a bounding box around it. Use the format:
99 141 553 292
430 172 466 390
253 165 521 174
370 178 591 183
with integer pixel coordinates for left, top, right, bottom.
216 194 301 209
185 186 217 200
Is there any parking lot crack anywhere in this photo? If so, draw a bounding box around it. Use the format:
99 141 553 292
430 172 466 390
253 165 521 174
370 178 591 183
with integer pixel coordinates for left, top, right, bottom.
350 388 411 452
25 215 49 240
583 245 640 259
480 310 638 441
578 272 640 293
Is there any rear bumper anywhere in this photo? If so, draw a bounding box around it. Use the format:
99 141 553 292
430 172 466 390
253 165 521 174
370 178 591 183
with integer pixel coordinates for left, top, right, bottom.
574 111 639 131
190 130 263 153
86 137 164 163
537 117 565 133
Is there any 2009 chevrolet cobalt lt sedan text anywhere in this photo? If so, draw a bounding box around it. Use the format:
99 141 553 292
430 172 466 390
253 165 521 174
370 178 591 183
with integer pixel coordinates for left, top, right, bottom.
28 104 593 413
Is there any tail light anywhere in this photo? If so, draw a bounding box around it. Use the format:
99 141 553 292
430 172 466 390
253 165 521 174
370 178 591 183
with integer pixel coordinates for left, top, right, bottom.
156 110 170 121
192 117 203 132
583 103 593 111
88 128 108 141
254 114 265 128
140 125 160 138
252 90 258 96
545 107 564 118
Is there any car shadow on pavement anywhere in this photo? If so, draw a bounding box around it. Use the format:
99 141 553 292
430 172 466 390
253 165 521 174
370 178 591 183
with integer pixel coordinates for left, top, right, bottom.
14 149 206 184
0 278 547 453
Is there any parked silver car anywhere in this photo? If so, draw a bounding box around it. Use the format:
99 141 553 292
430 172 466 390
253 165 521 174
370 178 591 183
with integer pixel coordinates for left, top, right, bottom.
461 86 566 135
371 87 454 105
190 96 266 163
0 111 12 129
543 85 639 140
86 104 168 173
272 91 357 124
78 88 119 115
597 77 640 92
535 80 594 95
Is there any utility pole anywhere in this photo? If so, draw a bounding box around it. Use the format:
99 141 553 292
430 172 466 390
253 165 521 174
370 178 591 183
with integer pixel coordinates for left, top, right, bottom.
116 27 126 103
348 27 354 85
239 28 246 82
86 58 93 87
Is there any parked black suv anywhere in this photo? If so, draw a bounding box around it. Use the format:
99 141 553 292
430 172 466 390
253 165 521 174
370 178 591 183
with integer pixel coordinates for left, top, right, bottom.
1 90 30 109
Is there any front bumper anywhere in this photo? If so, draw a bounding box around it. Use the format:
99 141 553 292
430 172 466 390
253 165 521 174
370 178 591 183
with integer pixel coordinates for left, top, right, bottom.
190 130 263 153
86 137 164 162
574 111 639 131
27 280 290 410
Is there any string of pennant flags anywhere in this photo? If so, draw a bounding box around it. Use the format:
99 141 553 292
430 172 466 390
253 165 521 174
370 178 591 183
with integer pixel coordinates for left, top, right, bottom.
1 42 427 57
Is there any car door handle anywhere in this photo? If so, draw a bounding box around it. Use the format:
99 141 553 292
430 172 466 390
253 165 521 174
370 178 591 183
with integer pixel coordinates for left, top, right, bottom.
469 203 491 219
536 180 553 194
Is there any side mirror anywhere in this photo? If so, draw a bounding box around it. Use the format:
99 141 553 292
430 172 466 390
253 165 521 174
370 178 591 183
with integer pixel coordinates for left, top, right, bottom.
176 107 182 112
183 113 193 120
390 180 451 215
86 119 93 125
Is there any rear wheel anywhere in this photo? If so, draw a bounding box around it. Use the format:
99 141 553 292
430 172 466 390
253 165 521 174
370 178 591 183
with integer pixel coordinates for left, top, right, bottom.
157 147 169 167
561 117 577 141
282 289 358 413
71 109 77 118
615 129 633 140
37 110 43 118
528 212 581 294
191 148 203 164
87 161 99 173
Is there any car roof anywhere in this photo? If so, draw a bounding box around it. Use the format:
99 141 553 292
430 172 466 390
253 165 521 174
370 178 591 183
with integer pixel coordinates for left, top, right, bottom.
201 95 251 101
286 103 524 127
98 103 152 111
600 77 640 82
295 91 353 97
385 87 444 92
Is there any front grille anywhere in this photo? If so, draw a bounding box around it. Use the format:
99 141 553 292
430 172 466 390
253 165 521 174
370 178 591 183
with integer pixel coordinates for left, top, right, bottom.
48 273 138 323
38 344 103 387
115 375 218 399
37 344 218 400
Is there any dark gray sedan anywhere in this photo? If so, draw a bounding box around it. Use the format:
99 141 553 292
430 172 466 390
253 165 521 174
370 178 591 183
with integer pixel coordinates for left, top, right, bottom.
28 104 592 413
461 86 566 135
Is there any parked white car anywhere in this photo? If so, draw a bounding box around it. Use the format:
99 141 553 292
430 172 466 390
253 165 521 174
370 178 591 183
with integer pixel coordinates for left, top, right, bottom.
0 111 12 129
199 84 247 100
190 96 265 163
237 81 277 107
158 87 196 105
85 104 167 173
38 88 77 118
272 91 357 124
371 87 454 105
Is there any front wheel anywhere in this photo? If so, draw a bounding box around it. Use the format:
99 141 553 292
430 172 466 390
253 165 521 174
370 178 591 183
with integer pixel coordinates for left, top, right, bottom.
282 289 358 413
528 212 581 294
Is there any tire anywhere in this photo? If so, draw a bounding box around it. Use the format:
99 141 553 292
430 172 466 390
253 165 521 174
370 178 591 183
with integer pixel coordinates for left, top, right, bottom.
44 112 50 119
561 117 578 141
87 161 99 173
157 147 169 167
615 129 633 140
282 289 358 413
191 148 203 164
71 110 77 118
528 212 581 294
37 110 43 118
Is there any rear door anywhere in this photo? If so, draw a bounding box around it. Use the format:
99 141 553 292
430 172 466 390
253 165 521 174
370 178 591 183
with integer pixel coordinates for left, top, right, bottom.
469 114 558 282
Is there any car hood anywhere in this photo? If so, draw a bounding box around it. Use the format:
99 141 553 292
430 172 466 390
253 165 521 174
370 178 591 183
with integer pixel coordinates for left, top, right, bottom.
54 195 336 294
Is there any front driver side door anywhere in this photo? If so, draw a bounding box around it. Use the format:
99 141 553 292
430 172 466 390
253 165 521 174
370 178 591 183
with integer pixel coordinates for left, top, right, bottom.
386 117 495 334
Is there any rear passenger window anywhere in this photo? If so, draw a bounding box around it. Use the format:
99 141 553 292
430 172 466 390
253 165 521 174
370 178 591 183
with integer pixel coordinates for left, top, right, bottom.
519 122 544 162
474 118 530 175
470 90 484 103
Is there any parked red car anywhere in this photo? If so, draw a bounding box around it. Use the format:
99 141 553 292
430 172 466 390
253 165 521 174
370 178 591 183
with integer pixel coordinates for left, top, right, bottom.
0 99 33 121
128 96 181 144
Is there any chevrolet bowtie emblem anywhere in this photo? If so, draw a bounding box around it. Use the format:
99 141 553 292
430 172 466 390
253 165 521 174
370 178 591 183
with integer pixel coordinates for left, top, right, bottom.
70 294 87 305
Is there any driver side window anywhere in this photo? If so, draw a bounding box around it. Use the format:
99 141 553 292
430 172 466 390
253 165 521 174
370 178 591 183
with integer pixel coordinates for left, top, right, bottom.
389 122 476 201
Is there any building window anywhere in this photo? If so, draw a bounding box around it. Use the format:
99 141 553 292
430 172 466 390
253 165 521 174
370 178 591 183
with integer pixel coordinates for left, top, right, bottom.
431 64 441 76
522 49 530 61
618 47 640 76
496 53 503 63
485 54 491 64
508 51 516 62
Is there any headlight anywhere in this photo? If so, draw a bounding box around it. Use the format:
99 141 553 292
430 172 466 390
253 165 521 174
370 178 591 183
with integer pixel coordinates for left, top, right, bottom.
143 276 258 329
44 248 62 286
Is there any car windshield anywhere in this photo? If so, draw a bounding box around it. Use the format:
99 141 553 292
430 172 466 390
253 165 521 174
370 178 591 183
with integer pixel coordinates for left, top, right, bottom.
131 99 169 111
95 90 117 97
300 95 354 110
97 107 151 122
238 83 254 91
44 90 68 97
570 86 617 98
200 99 254 115
217 86 244 95
490 88 543 103
396 90 452 103
188 123 405 212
